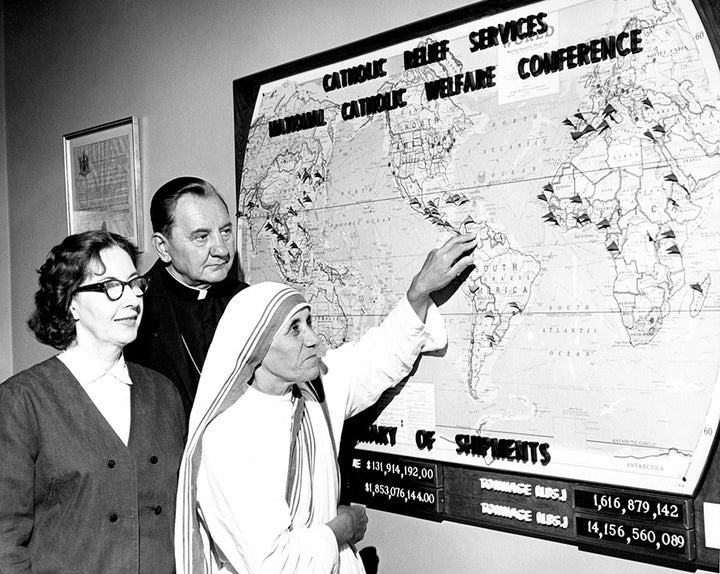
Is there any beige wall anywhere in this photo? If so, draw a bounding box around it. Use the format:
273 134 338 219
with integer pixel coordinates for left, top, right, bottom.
0 1 12 380
2 1 702 572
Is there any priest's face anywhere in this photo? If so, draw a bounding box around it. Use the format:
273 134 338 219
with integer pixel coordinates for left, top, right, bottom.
253 307 320 395
154 193 235 287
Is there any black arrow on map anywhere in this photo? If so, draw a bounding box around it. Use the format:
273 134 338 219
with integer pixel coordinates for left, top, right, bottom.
603 104 617 122
575 213 591 225
596 218 611 230
660 229 676 239
642 97 654 108
508 302 522 314
543 212 559 225
571 124 596 141
691 283 704 294
665 173 689 196
446 193 469 205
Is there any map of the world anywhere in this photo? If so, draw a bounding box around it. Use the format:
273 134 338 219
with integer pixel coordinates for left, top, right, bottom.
236 0 720 494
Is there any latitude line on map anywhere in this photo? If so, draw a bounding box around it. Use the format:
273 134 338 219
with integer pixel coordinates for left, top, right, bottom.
243 154 714 215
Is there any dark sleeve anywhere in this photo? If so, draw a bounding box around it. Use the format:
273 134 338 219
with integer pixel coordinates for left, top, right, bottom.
0 382 37 573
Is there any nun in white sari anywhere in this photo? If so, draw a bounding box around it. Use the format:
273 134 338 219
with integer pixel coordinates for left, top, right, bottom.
175 234 477 574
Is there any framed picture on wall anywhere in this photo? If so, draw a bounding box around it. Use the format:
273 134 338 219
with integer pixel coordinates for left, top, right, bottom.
63 116 144 250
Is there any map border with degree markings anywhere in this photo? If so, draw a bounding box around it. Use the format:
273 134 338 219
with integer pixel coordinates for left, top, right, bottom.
235 0 720 494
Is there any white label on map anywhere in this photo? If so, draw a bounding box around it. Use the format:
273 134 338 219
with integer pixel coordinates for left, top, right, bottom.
498 11 560 104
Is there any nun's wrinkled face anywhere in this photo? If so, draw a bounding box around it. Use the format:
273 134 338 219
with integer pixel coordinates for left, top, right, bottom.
253 307 320 395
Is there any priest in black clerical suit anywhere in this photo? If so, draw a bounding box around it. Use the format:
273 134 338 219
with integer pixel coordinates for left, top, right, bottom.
126 258 245 416
124 177 247 417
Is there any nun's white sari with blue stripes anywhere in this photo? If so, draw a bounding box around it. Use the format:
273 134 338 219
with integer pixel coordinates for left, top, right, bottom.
175 282 446 574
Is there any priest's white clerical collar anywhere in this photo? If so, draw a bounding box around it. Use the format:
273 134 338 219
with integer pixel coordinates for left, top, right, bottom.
165 266 211 300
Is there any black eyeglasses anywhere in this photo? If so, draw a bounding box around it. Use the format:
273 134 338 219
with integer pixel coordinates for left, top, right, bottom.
75 277 150 301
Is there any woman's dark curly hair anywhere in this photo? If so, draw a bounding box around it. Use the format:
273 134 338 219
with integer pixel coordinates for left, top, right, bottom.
27 230 139 350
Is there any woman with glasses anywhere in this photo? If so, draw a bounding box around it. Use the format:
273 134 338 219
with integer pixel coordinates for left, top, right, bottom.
0 230 186 574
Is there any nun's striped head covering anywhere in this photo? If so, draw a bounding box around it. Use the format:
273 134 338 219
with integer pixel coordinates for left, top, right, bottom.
175 281 309 574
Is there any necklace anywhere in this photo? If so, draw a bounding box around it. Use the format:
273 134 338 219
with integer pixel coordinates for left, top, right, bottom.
180 334 202 377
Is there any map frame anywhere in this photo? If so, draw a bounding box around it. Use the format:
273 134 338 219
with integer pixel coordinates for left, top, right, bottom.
234 1 720 567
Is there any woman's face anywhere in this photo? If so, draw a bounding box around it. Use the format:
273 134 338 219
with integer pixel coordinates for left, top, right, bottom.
253 306 320 395
70 246 144 353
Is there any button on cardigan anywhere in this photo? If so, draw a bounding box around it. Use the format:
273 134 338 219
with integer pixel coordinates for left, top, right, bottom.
0 357 186 574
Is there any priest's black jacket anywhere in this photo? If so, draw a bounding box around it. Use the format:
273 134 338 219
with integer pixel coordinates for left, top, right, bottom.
0 357 186 573
124 259 246 417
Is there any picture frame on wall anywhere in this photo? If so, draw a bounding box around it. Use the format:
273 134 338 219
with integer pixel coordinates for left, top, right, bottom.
63 116 144 251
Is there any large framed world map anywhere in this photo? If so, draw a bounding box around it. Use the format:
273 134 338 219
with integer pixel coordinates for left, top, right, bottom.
235 0 720 567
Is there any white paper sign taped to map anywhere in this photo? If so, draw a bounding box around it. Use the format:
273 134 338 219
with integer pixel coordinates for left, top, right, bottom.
236 0 720 495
